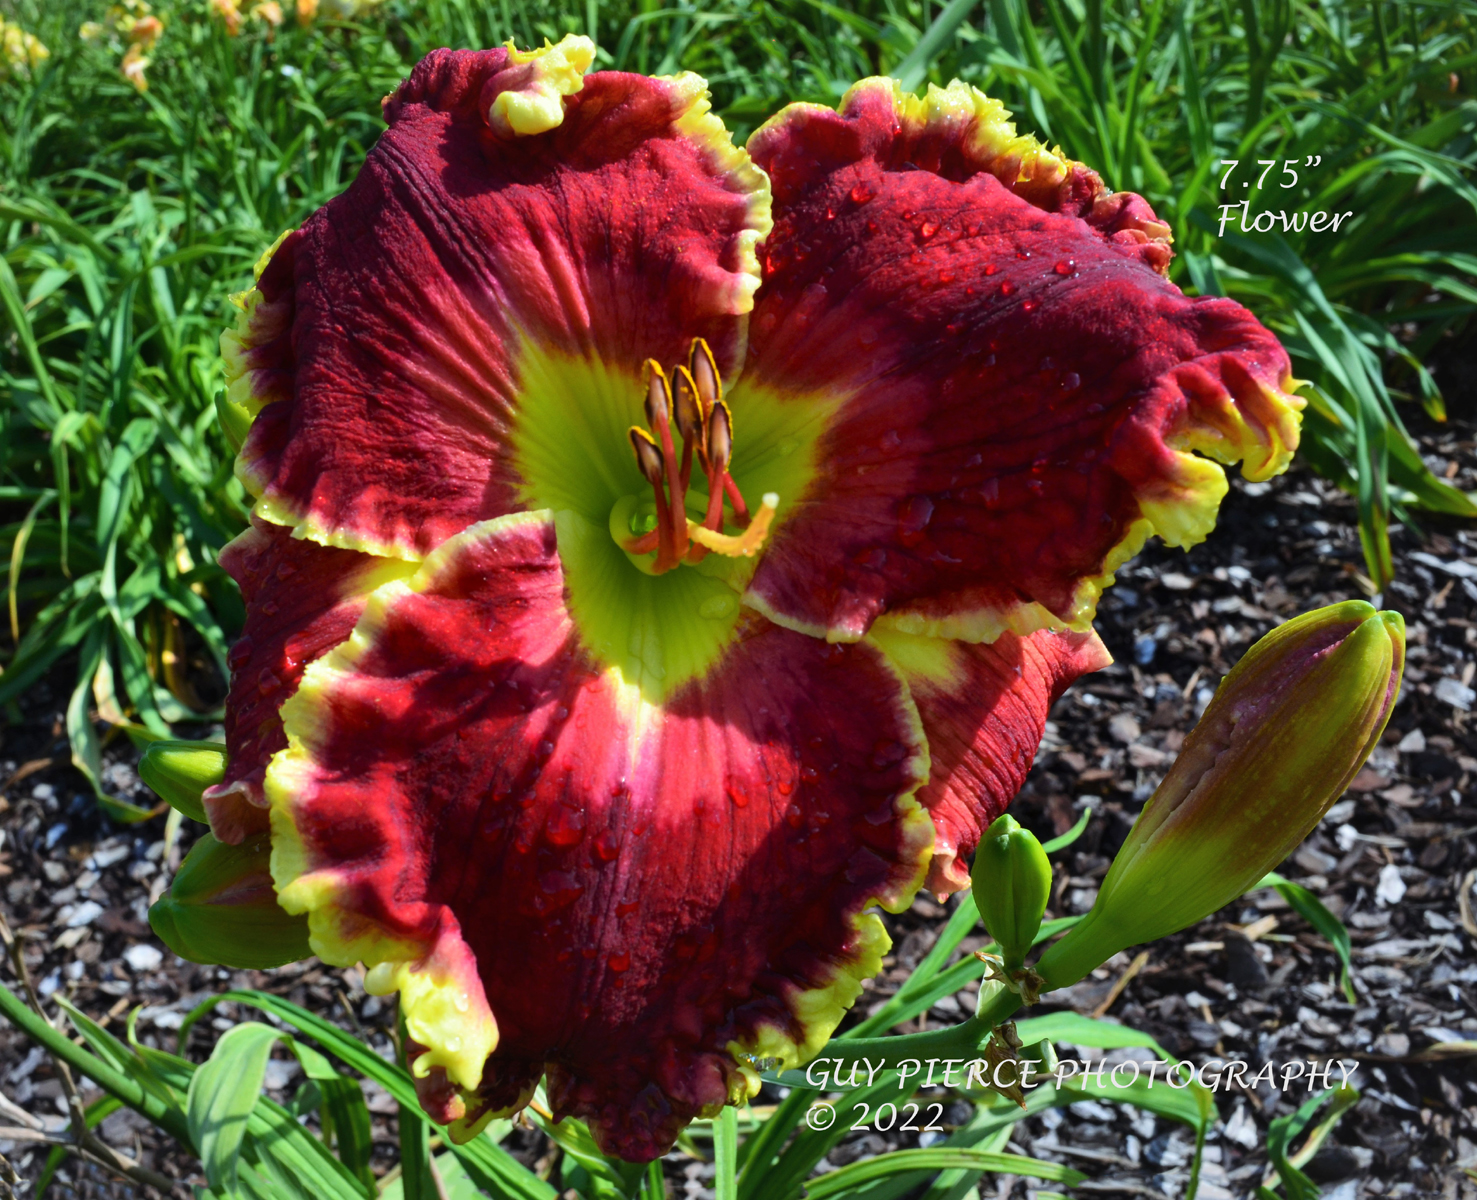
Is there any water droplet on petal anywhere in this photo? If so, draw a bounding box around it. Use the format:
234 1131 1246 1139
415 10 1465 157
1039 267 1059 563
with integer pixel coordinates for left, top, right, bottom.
897 495 934 545
609 951 631 972
727 785 749 809
257 669 281 696
1054 260 1074 275
850 182 875 204
984 263 998 276
1022 299 1037 313
227 638 254 671
545 805 585 847
698 593 738 620
594 828 620 861
999 281 1016 297
919 219 939 239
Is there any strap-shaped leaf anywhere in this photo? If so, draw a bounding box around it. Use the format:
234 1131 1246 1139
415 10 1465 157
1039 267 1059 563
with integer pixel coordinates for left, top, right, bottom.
183 990 555 1200
188 1022 280 1191
805 1148 1083 1198
1258 870 1355 1001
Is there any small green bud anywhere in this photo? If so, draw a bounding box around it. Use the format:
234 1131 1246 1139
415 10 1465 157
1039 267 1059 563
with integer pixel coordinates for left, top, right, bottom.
1037 601 1404 991
137 740 226 823
971 814 1053 970
149 832 311 969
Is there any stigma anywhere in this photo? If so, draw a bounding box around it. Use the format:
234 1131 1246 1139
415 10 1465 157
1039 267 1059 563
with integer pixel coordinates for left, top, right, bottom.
615 339 777 574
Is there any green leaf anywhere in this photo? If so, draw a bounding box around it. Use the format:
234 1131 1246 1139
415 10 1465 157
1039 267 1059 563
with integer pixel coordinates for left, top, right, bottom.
1258 871 1355 1002
805 1148 1083 1198
714 1105 738 1200
180 991 556 1200
187 1022 280 1190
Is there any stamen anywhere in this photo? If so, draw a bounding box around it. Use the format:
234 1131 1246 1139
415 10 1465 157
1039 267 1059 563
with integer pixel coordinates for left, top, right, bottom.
643 361 688 564
702 400 734 532
617 340 775 572
672 365 706 493
628 426 675 570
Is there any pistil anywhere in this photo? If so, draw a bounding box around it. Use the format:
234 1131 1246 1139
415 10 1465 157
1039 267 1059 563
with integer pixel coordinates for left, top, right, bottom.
618 339 774 573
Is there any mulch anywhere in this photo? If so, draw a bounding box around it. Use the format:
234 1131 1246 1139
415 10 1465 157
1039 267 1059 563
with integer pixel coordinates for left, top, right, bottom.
3 415 1477 1198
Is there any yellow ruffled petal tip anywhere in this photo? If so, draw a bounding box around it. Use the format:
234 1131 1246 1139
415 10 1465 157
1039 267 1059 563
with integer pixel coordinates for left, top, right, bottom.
365 952 498 1091
490 34 596 137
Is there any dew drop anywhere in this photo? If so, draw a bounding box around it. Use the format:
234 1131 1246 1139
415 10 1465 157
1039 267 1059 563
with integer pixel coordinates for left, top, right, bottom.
1022 299 1037 313
545 805 585 847
785 803 804 828
727 785 749 809
616 900 640 917
919 219 939 239
777 779 794 796
256 669 281 696
897 494 934 545
609 952 631 973
227 638 254 671
800 765 819 784
999 280 1017 297
1063 372 1081 390
535 870 584 914
698 593 738 620
274 561 296 580
850 182 875 204
260 600 279 617
593 828 620 861
984 263 998 276
1054 260 1074 275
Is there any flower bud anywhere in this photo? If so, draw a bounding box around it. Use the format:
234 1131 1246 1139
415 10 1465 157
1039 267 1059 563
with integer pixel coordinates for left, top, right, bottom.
138 739 226 823
972 814 1053 970
1037 601 1404 991
149 831 310 969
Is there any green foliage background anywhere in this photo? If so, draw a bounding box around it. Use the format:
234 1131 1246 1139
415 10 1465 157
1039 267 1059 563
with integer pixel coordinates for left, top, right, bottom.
1 0 1475 786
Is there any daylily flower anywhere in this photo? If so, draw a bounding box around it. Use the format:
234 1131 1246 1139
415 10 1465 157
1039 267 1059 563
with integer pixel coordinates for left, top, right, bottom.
201 34 1302 1159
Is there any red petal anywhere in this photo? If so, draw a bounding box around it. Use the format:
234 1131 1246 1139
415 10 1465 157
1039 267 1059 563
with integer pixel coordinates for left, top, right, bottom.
740 81 1302 642
205 518 412 841
269 513 931 1160
239 52 768 558
875 627 1111 896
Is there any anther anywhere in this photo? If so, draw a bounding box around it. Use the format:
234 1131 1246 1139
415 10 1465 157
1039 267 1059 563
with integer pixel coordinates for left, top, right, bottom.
628 427 664 486
691 339 721 411
628 426 674 568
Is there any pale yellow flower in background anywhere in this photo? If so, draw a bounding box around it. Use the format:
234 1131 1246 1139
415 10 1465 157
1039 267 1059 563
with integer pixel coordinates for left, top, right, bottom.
294 0 385 24
210 0 243 35
120 41 148 89
128 13 163 47
0 16 50 79
251 1 284 28
78 20 106 40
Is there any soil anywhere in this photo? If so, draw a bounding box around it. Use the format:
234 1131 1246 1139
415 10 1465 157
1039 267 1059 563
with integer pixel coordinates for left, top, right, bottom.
3 410 1477 1199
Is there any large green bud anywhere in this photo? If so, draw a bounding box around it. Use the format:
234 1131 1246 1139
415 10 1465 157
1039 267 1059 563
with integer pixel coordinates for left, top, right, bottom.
138 739 227 823
971 814 1053 971
149 832 311 969
1037 601 1403 991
